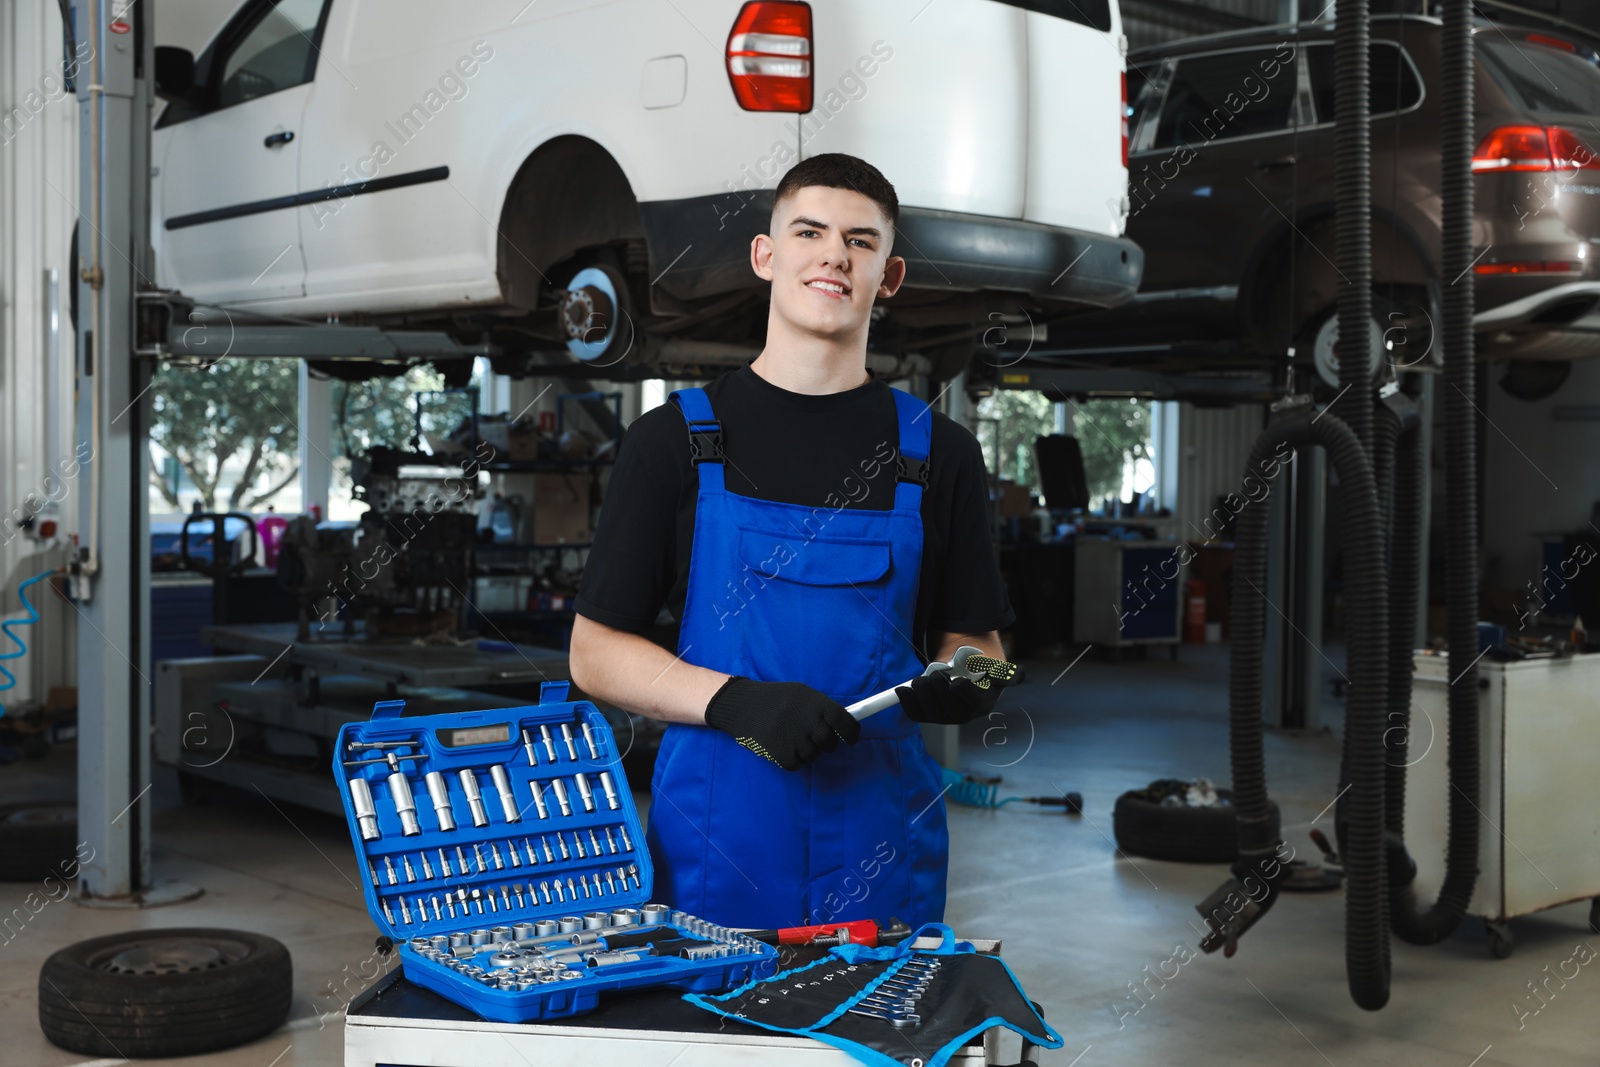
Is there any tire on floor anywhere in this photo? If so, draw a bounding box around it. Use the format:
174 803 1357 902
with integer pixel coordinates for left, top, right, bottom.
1113 783 1280 864
0 801 79 882
38 927 292 1058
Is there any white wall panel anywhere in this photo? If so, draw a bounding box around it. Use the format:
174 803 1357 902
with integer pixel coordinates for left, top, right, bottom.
1175 402 1265 543
1 0 81 704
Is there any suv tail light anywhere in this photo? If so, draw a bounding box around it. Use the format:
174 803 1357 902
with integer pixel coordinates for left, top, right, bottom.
1474 261 1583 275
727 2 813 113
1472 124 1600 172
1121 71 1129 168
1525 32 1576 51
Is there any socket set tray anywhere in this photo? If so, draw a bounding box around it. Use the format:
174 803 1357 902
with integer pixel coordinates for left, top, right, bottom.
333 680 777 1023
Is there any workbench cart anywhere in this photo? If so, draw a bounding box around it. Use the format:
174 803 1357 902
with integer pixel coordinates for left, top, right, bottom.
345 948 1049 1067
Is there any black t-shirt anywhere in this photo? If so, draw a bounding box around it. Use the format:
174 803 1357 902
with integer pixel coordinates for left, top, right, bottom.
575 365 1014 657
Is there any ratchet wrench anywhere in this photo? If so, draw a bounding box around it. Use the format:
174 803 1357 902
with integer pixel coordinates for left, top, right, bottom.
845 645 1020 722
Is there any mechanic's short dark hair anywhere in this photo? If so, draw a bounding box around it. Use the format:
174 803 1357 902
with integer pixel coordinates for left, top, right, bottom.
772 153 899 234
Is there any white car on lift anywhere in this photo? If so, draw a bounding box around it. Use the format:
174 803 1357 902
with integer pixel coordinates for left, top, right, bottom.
150 0 1141 380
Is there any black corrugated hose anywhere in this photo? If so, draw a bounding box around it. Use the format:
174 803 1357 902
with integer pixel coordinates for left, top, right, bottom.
1380 395 1468 946
1334 0 1372 455
1384 0 1483 946
1331 0 1390 1003
1200 405 1389 1010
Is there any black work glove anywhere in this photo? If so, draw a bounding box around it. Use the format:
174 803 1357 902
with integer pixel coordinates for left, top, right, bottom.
896 672 1006 726
704 677 862 771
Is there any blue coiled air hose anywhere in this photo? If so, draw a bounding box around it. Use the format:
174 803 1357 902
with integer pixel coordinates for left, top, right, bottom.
0 571 60 718
940 769 1080 812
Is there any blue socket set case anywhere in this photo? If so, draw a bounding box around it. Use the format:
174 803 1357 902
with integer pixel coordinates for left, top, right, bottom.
334 681 778 1023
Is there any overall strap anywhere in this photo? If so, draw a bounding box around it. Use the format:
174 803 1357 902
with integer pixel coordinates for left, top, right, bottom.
670 388 725 493
890 387 931 511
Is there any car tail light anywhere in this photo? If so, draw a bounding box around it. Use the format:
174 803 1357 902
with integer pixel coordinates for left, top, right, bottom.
1473 124 1600 172
1548 126 1600 171
1526 32 1576 51
1474 261 1583 275
1121 71 1129 168
1473 125 1554 171
727 1 812 112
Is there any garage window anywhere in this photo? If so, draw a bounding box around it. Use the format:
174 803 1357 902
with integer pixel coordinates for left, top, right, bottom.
1305 41 1424 123
1151 48 1298 149
216 0 331 110
1478 34 1600 117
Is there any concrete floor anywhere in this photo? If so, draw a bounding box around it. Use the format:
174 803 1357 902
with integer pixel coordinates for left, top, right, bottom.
2 642 1595 1065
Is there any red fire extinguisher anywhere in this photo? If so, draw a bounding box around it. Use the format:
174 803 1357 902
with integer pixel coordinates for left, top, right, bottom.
1184 580 1207 644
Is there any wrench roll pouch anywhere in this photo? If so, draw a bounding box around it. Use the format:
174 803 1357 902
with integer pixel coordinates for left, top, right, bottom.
334 684 777 1022
684 922 1063 1067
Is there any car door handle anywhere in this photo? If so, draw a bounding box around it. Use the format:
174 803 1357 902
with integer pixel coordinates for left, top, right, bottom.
264 130 295 148
1253 155 1296 170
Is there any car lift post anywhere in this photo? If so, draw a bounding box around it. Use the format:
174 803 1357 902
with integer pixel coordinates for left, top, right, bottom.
71 0 163 903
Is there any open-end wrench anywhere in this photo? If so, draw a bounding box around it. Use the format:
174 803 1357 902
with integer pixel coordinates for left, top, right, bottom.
846 645 1021 721
848 1006 921 1029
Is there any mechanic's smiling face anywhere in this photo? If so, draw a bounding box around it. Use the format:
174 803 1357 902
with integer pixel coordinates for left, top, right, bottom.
752 185 906 345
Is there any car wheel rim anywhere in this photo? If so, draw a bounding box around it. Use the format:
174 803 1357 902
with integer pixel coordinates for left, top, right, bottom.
561 266 630 365
1313 312 1384 390
90 935 251 976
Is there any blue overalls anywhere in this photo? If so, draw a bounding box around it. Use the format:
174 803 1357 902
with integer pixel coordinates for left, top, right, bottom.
643 385 950 931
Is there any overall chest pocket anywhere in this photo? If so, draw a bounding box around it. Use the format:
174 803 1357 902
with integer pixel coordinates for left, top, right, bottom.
724 525 895 700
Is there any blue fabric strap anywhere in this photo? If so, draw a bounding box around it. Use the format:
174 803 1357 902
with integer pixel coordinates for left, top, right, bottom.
670 388 724 493
891 388 932 512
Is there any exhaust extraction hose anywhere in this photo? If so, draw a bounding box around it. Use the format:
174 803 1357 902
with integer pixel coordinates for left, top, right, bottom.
1334 0 1373 453
1378 396 1481 944
1219 404 1390 1010
1383 0 1484 944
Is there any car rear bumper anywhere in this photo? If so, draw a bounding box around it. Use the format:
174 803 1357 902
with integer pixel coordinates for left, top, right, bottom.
1474 280 1600 331
637 192 1144 310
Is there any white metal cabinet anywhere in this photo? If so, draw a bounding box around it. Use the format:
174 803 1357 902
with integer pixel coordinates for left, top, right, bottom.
1406 651 1600 953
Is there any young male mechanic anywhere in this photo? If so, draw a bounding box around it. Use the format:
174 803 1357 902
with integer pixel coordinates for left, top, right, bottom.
568 154 1014 931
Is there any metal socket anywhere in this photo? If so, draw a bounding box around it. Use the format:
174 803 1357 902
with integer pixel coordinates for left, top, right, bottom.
348 778 381 840
489 765 520 823
458 769 489 827
389 770 421 836
598 771 621 810
581 721 599 759
424 771 455 832
550 778 572 817
528 779 549 820
573 773 596 813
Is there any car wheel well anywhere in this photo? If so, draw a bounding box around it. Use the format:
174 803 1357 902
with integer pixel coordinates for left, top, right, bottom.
496 136 645 312
1240 212 1437 355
